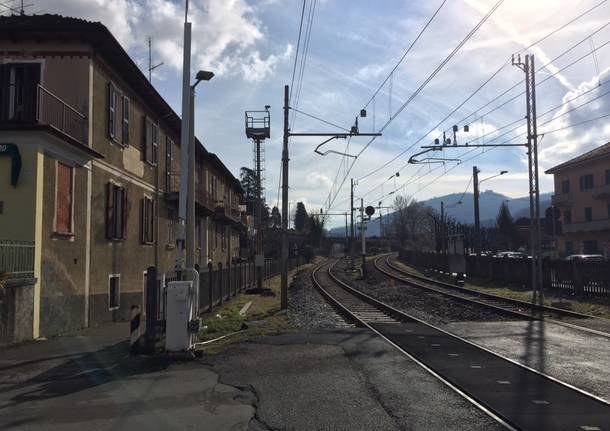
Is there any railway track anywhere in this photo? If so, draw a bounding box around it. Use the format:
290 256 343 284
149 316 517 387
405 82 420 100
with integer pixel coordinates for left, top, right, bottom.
374 254 610 338
312 259 610 431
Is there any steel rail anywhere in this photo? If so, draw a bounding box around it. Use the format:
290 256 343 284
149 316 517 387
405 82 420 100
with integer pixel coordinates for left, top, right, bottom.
311 258 610 431
377 254 610 339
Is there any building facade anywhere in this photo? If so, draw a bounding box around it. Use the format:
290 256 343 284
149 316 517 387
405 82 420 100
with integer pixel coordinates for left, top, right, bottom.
546 142 610 257
0 15 245 339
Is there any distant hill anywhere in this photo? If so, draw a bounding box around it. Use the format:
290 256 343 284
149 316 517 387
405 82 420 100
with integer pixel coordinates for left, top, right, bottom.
328 191 552 237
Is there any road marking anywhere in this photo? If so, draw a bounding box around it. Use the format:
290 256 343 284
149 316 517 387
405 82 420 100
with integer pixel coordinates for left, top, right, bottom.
580 426 601 431
532 400 549 405
497 380 511 384
470 365 482 369
448 353 459 356
431 343 441 347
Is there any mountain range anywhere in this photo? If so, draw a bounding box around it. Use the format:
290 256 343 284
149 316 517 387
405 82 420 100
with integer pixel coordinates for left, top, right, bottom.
328 191 552 237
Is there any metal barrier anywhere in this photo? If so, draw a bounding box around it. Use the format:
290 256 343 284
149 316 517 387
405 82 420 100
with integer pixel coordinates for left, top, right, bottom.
0 240 35 279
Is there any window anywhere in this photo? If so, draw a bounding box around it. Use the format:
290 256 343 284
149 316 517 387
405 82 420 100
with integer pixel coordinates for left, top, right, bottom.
563 209 571 225
142 117 158 165
55 162 73 234
579 174 594 190
565 241 574 255
1 63 40 121
167 208 175 246
122 96 130 146
561 179 570 194
215 222 219 249
106 182 127 240
108 274 120 310
141 196 155 244
606 169 610 185
107 82 118 140
165 137 174 190
583 240 598 254
584 207 593 222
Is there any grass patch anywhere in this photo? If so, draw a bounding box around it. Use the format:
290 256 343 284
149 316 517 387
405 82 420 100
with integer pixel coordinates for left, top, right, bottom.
197 261 315 355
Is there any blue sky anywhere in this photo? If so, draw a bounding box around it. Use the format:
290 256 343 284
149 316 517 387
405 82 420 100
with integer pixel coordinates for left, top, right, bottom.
25 0 610 227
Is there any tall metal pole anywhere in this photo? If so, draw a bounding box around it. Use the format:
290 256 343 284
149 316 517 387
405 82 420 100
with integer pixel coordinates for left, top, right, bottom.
186 86 195 269
473 166 481 256
350 178 355 270
177 8 192 270
515 54 543 304
255 138 263 289
344 212 348 254
280 85 289 309
360 198 366 278
440 201 444 254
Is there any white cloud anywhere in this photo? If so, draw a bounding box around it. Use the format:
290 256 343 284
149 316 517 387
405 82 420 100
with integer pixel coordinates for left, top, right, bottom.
36 0 290 82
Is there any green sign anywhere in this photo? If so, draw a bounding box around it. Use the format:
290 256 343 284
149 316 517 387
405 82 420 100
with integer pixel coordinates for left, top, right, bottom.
0 144 22 187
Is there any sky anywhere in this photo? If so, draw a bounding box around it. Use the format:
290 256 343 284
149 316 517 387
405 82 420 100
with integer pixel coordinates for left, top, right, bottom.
14 0 610 228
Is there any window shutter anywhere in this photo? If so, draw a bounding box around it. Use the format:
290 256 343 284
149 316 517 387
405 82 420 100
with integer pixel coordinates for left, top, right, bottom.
107 83 115 139
152 123 158 165
140 198 145 244
122 96 130 146
121 187 128 239
106 183 114 239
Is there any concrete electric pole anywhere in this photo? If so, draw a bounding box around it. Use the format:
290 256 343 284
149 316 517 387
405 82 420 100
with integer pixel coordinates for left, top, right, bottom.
473 166 481 256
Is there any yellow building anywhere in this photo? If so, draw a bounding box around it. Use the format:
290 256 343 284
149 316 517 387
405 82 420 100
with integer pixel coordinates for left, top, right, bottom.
546 142 610 257
0 15 245 340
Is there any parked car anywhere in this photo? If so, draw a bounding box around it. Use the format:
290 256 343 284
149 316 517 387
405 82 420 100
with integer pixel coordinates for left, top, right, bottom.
564 254 605 262
494 251 530 259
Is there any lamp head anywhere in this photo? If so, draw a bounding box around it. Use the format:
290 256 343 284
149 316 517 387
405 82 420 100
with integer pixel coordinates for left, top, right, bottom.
500 170 508 175
195 70 214 81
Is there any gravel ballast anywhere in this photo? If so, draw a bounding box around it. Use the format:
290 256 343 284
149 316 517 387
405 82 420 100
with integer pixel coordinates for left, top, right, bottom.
332 258 519 326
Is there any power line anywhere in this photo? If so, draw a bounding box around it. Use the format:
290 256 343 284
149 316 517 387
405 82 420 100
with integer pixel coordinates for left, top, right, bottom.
357 19 610 182
347 35 610 209
360 0 449 112
289 0 307 105
325 0 505 212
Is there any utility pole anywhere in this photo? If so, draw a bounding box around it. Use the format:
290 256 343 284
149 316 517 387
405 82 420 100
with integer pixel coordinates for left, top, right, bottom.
344 212 348 254
255 137 263 289
473 166 481 256
440 201 445 255
513 54 543 305
350 178 355 270
360 198 366 278
281 85 289 309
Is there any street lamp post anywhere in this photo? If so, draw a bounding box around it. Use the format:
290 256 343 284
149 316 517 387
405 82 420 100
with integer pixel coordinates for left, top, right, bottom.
473 167 507 256
185 71 214 270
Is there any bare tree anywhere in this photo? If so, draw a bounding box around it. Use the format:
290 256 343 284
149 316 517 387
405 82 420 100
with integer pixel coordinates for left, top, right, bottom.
391 195 431 250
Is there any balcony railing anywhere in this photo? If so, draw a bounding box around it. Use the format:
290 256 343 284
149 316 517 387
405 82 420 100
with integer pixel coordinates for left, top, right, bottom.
166 171 215 210
551 192 574 207
0 84 87 145
36 85 87 144
563 218 610 233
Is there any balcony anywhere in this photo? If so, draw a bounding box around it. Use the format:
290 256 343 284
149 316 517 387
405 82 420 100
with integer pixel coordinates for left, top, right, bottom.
551 192 574 207
0 84 87 145
165 171 215 213
592 183 610 200
563 218 610 234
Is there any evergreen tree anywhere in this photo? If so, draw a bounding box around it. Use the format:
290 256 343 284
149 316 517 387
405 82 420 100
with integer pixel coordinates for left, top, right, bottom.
496 202 517 250
239 167 257 215
294 202 308 232
270 206 281 229
307 214 325 247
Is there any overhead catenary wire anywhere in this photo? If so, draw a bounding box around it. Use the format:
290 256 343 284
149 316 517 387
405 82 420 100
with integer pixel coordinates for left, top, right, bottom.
357 17 610 182
345 35 610 211
325 0 505 212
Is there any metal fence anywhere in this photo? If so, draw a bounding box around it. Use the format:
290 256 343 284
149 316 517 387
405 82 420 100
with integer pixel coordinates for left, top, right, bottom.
0 240 35 279
398 248 610 297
